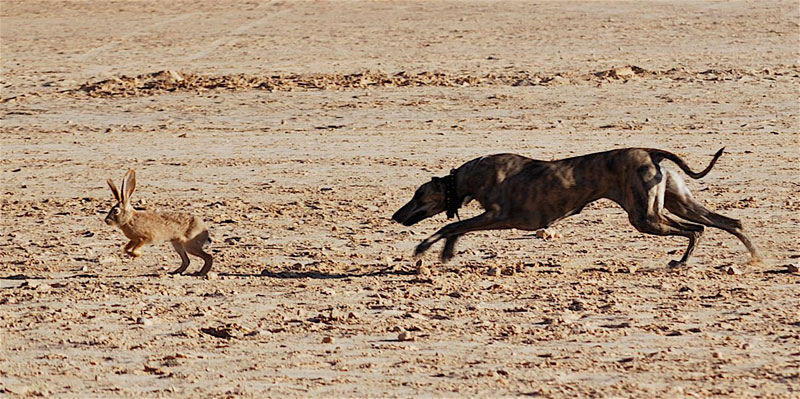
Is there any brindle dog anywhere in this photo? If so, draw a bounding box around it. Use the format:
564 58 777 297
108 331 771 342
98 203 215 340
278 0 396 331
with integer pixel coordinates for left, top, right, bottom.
392 148 760 267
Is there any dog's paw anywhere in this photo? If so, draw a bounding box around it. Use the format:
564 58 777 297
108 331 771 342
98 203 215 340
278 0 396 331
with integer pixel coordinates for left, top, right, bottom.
440 250 454 263
414 241 432 257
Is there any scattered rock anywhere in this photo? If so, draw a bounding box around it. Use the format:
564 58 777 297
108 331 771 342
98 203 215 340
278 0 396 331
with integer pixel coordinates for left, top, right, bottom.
98 255 117 265
35 283 52 292
487 267 500 277
136 317 153 326
534 229 561 240
200 323 242 340
725 266 740 275
398 331 414 341
415 259 429 275
204 272 219 280
785 263 799 273
322 336 334 344
568 299 585 311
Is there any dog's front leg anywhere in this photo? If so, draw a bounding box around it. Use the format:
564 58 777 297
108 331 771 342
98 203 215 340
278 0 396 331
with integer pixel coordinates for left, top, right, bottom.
441 236 460 263
415 211 507 260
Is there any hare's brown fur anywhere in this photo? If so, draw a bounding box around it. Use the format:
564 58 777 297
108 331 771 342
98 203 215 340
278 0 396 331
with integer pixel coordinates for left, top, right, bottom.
106 169 213 275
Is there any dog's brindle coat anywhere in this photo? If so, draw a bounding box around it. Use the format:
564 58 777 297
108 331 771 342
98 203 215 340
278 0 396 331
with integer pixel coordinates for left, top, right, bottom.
392 148 760 267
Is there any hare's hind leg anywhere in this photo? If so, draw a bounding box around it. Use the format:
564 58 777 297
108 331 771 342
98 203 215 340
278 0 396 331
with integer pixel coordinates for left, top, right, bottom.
185 233 213 276
186 244 213 276
170 241 190 274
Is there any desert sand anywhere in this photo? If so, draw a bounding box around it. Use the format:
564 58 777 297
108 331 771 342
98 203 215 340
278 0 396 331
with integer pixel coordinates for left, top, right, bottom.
1 1 799 397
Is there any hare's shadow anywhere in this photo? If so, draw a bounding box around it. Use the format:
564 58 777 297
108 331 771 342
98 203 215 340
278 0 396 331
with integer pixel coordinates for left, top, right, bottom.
1 267 417 282
223 266 417 279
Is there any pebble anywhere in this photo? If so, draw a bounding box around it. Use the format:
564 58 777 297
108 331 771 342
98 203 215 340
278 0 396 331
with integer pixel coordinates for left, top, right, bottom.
415 259 429 275
397 331 414 341
725 266 740 275
204 272 219 280
786 263 799 273
136 317 154 326
534 229 558 239
487 267 500 277
98 256 117 265
322 336 334 344
35 283 52 292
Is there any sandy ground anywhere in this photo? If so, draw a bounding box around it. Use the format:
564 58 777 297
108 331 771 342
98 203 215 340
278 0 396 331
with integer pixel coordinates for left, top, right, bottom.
1 1 799 397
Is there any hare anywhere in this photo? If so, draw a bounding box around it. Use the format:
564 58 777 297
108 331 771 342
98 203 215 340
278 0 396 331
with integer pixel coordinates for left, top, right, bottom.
104 169 214 276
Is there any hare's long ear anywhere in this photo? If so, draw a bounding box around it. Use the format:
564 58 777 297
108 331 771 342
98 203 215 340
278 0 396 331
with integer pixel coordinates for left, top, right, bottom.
107 178 121 203
121 169 136 203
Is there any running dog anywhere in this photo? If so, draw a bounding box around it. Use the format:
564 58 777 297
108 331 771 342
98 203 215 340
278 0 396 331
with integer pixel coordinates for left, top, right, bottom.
392 148 760 267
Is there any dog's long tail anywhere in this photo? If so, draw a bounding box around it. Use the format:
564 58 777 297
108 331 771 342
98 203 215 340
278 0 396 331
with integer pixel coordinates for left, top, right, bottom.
649 147 725 179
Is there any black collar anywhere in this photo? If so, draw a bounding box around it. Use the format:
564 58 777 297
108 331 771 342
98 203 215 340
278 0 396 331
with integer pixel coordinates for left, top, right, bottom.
443 168 460 220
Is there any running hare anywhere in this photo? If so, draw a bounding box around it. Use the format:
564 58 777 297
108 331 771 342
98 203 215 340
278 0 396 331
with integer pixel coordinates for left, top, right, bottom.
105 169 213 276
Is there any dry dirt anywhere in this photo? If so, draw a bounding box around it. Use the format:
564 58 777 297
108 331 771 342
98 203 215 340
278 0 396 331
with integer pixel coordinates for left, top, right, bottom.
1 1 799 398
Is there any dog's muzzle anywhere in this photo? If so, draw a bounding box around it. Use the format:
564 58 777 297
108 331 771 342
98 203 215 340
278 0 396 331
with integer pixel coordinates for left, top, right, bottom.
393 207 427 226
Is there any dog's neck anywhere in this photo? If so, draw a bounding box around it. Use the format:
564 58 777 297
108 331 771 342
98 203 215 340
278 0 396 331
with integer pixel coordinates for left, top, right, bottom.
444 168 461 219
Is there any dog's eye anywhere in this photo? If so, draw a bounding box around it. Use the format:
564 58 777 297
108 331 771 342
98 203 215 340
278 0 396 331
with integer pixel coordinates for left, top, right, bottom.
113 208 121 215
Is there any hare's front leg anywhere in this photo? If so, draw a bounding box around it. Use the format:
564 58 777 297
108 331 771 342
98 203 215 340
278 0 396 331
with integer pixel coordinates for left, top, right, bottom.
123 240 141 256
127 239 147 257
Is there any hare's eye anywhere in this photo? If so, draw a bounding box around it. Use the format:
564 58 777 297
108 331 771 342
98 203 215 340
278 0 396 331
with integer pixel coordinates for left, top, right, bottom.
113 208 121 215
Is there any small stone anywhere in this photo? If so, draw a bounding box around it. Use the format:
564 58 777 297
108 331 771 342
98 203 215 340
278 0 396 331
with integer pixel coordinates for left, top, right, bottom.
487 267 500 277
204 272 219 280
98 256 117 265
35 283 52 292
137 317 153 326
568 299 585 311
534 229 562 240
415 259 429 275
725 266 740 275
322 336 334 344
786 263 799 273
398 331 414 341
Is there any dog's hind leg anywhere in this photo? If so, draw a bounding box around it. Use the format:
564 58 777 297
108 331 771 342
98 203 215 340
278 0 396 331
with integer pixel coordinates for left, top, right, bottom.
627 210 705 267
415 211 508 261
622 168 706 267
664 170 761 263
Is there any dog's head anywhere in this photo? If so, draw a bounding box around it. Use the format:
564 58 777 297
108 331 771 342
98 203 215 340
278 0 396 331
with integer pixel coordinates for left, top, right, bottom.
392 177 448 226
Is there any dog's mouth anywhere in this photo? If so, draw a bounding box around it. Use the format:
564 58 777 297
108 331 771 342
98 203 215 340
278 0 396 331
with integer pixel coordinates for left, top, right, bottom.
397 210 427 226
